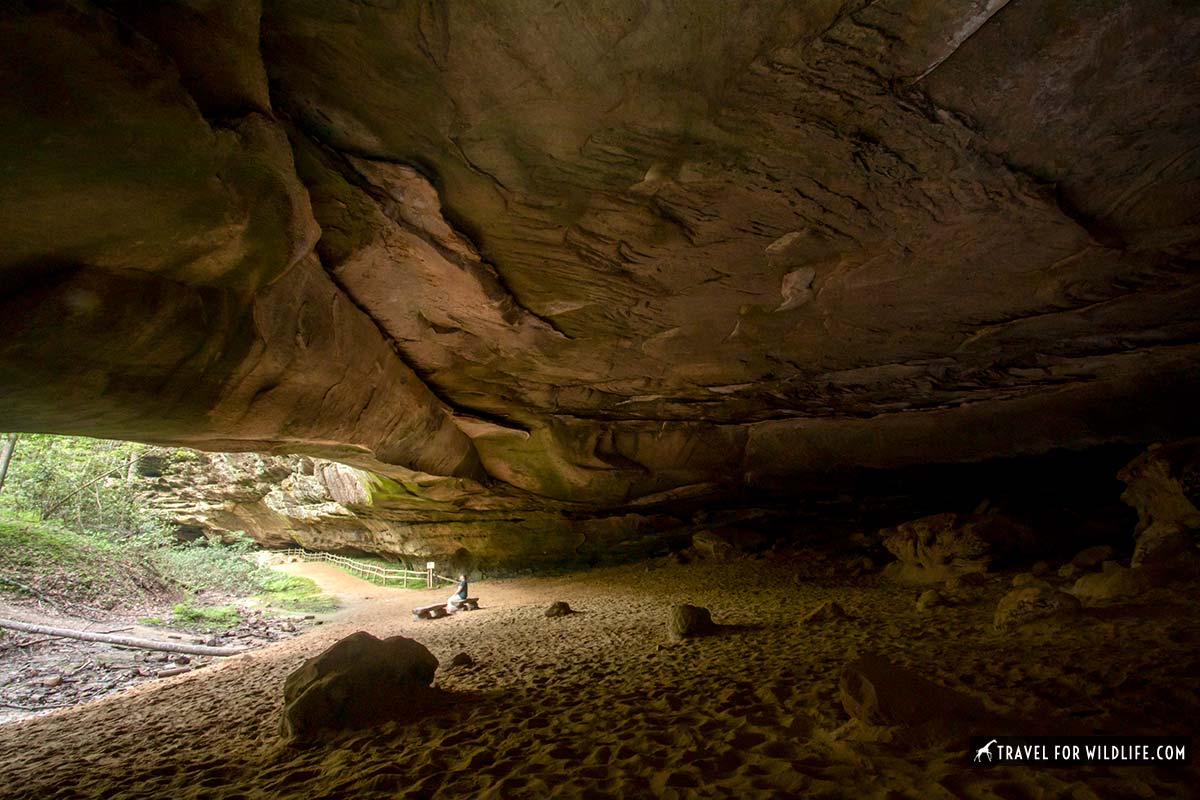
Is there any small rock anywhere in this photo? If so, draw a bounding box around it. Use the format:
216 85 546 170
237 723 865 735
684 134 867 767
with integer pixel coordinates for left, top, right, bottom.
42 675 62 687
446 652 474 669
801 601 851 623
1011 573 1041 588
668 604 717 639
1070 545 1116 570
845 556 875 576
544 601 573 618
1057 563 1083 580
173 655 190 665
1030 561 1050 576
281 622 296 632
204 637 220 647
994 586 1082 631
915 589 942 611
945 572 987 593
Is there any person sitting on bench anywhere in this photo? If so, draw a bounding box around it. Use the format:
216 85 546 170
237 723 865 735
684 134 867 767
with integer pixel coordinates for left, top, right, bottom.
446 574 468 612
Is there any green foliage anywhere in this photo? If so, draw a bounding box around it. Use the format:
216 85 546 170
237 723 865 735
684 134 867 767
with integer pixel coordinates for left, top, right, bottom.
0 511 169 610
0 433 346 619
257 573 338 613
153 534 262 596
170 602 241 632
0 433 169 538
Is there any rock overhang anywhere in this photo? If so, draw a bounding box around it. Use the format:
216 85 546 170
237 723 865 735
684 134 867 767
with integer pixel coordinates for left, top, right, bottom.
1 0 1199 522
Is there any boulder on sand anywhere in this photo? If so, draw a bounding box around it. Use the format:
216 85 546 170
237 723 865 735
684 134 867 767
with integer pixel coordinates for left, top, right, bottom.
1131 522 1196 571
915 589 943 611
446 652 474 669
1071 563 1148 606
669 604 717 639
993 586 1081 631
839 653 988 743
280 631 440 742
545 601 574 617
801 600 852 623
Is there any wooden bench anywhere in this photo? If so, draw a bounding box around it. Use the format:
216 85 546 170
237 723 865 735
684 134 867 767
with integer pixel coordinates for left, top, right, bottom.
412 598 479 621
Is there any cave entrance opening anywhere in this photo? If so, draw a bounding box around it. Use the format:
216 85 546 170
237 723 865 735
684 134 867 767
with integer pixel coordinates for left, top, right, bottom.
0 432 357 723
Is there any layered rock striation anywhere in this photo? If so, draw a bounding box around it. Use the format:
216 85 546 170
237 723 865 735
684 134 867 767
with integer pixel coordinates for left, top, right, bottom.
3 2 1200 550
139 448 685 570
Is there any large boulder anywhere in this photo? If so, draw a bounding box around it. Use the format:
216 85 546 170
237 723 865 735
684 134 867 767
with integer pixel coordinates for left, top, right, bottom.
1118 441 1200 535
993 586 1082 631
280 632 440 742
1070 563 1149 606
881 513 1033 585
1131 522 1197 572
1118 442 1200 576
839 654 988 742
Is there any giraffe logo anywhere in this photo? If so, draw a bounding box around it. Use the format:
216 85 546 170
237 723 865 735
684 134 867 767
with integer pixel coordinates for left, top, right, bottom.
974 739 999 763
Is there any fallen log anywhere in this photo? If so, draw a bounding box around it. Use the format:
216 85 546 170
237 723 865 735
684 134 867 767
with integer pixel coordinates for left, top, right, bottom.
0 618 245 657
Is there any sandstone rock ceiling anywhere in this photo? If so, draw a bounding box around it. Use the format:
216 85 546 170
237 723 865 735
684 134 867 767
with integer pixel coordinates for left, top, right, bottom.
2 1 1199 515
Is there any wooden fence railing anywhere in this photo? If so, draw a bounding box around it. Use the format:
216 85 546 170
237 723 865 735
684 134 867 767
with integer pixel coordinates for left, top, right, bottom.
276 549 444 588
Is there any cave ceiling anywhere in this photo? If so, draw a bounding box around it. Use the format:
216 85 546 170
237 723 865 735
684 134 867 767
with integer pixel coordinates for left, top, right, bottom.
2 0 1199 514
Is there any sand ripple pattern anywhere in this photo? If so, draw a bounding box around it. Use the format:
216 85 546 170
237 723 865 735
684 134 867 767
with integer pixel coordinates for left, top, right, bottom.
0 561 1196 799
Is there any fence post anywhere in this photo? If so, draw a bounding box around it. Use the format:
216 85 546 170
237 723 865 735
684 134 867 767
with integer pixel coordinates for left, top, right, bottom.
426 562 435 589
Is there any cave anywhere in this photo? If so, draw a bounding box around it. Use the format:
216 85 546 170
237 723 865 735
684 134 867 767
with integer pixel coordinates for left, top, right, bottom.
0 1 1198 797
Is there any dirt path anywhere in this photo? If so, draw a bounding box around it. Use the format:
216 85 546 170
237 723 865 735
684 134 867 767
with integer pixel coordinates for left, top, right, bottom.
270 562 410 616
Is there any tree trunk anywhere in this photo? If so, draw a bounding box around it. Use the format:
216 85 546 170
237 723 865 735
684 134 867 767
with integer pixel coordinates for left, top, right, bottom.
0 618 246 657
0 433 17 494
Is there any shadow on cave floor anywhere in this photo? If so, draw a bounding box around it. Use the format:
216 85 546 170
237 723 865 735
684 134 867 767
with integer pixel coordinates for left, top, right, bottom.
0 555 1194 800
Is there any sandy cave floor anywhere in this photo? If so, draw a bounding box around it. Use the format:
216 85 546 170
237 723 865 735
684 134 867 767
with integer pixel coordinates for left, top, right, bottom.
0 557 1196 800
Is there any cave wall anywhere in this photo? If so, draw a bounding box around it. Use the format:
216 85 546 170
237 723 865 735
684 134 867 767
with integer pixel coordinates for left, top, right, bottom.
2 1 1199 552
139 449 686 572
